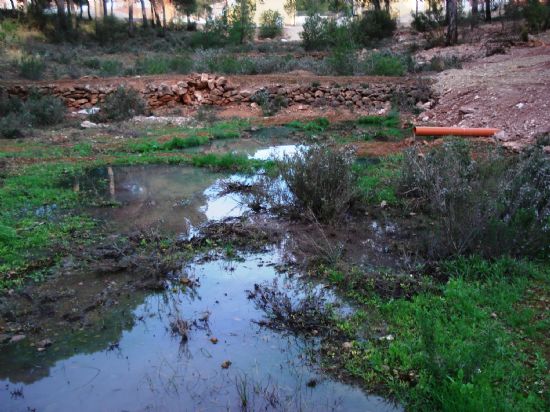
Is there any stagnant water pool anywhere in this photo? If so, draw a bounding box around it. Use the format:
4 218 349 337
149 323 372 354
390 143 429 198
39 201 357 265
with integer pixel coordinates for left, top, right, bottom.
0 146 401 411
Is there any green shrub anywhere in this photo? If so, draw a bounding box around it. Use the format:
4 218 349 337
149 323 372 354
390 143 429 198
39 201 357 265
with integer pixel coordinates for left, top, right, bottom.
410 1 446 47
92 87 146 122
82 58 101 70
168 55 193 73
0 112 27 138
251 89 288 116
278 145 358 223
0 92 65 137
25 93 66 126
352 10 396 46
99 60 123 77
134 57 171 75
400 140 550 258
523 0 550 33
133 55 192 75
327 26 357 75
259 9 284 39
301 14 329 51
94 16 128 46
0 19 20 46
19 55 45 80
361 52 406 76
228 0 257 44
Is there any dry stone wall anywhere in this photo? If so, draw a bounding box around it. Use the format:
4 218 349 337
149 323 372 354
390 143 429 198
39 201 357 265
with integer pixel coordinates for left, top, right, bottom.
2 73 431 111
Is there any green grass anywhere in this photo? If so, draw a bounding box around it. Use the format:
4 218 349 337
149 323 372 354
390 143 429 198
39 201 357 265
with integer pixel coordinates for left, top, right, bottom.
0 163 95 287
333 257 549 411
288 117 330 132
128 135 210 153
354 155 401 205
357 112 400 128
0 143 271 288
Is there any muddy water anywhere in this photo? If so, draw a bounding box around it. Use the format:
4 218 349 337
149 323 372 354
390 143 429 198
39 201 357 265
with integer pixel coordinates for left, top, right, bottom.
79 165 255 236
1 250 398 411
0 145 401 411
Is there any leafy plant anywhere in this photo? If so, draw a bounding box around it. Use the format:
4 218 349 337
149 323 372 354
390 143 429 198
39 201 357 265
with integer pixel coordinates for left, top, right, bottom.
352 10 396 46
19 55 45 80
278 145 358 223
92 87 146 122
259 10 284 39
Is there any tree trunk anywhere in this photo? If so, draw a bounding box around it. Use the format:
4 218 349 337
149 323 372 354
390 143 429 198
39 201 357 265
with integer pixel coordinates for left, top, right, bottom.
88 0 92 19
150 0 162 28
446 0 451 24
139 0 148 27
110 0 114 16
9 0 15 10
471 0 478 27
150 1 155 27
55 0 69 30
161 0 166 30
128 0 134 35
102 0 107 17
372 0 381 11
384 0 390 13
446 0 458 45
485 0 491 21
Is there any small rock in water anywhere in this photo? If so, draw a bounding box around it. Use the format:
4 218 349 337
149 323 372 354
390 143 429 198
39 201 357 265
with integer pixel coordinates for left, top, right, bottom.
221 360 232 369
9 334 26 343
380 200 388 208
342 342 353 350
37 338 53 350
210 337 219 344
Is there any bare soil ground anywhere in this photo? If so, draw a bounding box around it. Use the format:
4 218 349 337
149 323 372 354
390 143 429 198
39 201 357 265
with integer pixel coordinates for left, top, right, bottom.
418 32 550 150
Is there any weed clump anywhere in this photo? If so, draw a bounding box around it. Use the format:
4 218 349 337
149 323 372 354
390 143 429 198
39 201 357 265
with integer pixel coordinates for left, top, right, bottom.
92 87 146 122
278 145 358 223
0 91 65 138
352 10 396 46
251 89 288 116
360 52 406 76
258 10 283 39
19 55 45 80
400 139 550 258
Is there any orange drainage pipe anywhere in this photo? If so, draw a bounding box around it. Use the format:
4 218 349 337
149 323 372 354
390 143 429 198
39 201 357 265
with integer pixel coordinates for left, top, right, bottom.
414 126 500 137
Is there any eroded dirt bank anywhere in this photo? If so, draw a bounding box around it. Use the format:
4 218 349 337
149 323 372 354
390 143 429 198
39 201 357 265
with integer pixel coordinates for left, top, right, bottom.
418 34 550 150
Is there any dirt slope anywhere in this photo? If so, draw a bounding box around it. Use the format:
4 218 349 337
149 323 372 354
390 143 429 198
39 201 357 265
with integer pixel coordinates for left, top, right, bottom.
419 38 550 150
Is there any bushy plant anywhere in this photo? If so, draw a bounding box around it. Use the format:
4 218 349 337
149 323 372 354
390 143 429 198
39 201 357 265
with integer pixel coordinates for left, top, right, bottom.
361 52 406 76
327 26 357 75
0 91 65 138
92 87 146 122
523 0 550 33
411 1 446 47
301 14 329 51
24 93 66 126
400 140 550 258
99 60 123 77
228 0 256 44
278 145 358 223
251 89 288 116
0 112 27 139
352 10 396 46
19 55 45 80
94 16 128 46
259 10 284 39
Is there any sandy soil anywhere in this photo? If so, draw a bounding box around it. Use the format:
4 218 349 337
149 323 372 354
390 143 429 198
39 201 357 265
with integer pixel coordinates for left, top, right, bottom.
418 34 550 150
